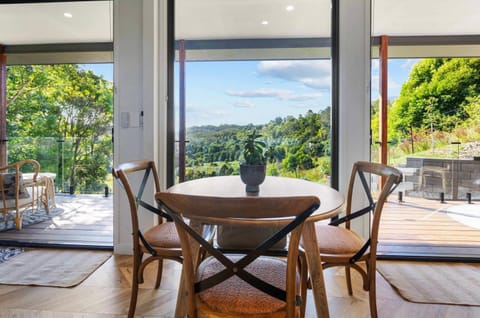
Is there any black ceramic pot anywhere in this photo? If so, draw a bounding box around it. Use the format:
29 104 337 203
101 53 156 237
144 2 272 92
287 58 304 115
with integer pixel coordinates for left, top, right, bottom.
239 164 266 192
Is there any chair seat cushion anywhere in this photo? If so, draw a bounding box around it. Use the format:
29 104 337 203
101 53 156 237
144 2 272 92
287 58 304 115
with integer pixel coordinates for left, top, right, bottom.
314 224 364 255
2 197 32 209
1 172 30 200
143 222 181 248
197 255 295 315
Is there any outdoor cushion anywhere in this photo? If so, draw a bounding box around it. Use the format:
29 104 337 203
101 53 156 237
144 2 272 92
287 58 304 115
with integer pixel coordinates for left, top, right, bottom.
0 172 30 201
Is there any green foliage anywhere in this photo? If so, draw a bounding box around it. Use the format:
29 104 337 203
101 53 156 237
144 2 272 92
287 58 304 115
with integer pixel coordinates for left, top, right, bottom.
6 65 113 193
242 130 266 165
183 108 332 183
390 58 480 141
373 58 480 163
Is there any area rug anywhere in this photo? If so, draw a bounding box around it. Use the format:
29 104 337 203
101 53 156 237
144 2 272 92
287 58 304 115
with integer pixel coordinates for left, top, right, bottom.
377 261 480 306
0 248 111 287
0 207 64 232
0 247 23 263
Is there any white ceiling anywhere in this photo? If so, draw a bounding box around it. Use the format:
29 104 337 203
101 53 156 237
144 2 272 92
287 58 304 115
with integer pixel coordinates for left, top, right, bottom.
0 0 479 46
175 0 331 40
372 0 480 36
0 1 113 45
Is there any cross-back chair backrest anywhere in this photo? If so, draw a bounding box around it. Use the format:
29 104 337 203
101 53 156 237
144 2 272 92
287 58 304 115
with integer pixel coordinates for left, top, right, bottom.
157 192 320 317
112 160 171 255
330 161 402 260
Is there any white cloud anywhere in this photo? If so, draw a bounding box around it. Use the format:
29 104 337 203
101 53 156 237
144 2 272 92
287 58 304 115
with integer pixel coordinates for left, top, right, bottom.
402 59 419 71
280 93 323 101
225 88 292 98
226 88 322 102
186 103 228 117
233 100 255 108
257 60 331 90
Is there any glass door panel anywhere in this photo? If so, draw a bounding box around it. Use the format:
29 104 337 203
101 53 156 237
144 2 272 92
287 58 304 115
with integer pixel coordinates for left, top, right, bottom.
173 0 333 185
371 0 480 260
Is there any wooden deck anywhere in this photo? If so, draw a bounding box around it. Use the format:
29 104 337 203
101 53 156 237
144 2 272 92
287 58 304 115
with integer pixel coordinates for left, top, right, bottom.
379 196 480 259
1 191 479 259
0 193 113 250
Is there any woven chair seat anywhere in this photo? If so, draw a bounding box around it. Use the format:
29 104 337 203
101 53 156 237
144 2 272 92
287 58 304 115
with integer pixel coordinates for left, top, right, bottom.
197 255 298 316
314 224 364 255
143 222 181 248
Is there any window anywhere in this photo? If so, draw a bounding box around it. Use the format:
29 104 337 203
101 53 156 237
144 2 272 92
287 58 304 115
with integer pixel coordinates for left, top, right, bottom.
170 0 335 186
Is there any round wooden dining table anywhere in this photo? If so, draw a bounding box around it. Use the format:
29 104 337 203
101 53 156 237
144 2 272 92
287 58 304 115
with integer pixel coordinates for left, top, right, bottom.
162 175 345 317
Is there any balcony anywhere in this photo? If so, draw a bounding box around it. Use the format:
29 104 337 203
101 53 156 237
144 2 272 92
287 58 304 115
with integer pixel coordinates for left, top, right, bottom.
0 193 113 249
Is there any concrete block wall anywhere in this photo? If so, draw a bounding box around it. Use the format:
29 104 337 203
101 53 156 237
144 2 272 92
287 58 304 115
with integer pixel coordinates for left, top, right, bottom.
403 157 480 200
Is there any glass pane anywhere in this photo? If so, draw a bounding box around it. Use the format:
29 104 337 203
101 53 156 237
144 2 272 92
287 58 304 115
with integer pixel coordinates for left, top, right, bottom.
372 0 480 259
6 64 113 195
174 0 332 185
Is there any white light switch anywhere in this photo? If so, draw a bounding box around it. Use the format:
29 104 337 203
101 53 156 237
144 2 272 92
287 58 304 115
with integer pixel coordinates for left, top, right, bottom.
120 111 143 128
120 112 129 128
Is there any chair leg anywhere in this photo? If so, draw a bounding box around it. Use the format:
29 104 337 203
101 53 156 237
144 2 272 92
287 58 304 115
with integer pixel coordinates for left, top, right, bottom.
128 280 139 318
298 254 308 317
14 214 23 230
128 253 142 318
369 270 378 318
345 265 353 295
154 258 164 289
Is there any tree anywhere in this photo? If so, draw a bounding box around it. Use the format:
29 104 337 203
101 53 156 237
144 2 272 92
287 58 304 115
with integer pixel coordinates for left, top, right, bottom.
54 65 113 192
390 58 480 142
6 64 113 193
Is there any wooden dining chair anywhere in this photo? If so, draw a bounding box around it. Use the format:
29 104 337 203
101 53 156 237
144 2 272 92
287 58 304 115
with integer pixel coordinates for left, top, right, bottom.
112 160 184 318
157 192 320 318
312 161 402 318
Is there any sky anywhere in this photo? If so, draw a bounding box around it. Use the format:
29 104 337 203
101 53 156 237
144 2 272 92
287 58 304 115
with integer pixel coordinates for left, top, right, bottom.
80 63 113 82
178 58 419 127
81 58 419 128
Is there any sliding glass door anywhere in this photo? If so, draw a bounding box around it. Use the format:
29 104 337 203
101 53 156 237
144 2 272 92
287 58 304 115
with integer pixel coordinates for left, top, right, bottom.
371 0 480 260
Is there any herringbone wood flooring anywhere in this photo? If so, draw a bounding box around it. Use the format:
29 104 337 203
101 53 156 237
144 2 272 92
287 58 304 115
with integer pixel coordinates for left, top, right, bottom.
0 252 479 318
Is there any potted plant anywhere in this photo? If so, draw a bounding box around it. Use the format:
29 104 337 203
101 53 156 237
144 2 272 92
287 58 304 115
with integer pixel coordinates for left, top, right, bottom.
239 130 267 192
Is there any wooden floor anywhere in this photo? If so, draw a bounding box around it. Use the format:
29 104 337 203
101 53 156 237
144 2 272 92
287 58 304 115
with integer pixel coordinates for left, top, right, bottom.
0 251 479 318
379 196 480 259
0 194 113 249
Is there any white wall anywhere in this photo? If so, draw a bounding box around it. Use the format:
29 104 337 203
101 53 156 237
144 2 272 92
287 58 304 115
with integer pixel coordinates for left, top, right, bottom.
338 0 372 236
112 0 372 253
113 0 167 254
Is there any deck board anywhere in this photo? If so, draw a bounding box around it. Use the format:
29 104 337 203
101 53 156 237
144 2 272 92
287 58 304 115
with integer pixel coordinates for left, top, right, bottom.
379 196 480 258
0 193 113 249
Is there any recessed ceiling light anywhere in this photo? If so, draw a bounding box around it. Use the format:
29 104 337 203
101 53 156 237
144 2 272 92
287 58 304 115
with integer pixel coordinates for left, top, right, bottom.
261 20 269 25
286 5 295 11
64 12 73 18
